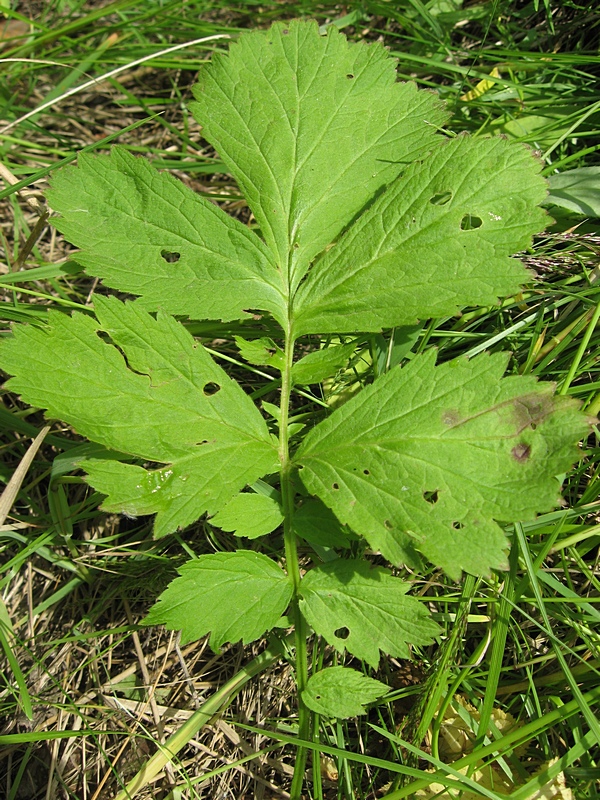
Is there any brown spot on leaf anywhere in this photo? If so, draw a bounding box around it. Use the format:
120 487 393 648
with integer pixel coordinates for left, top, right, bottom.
442 409 462 426
513 393 554 433
511 443 531 462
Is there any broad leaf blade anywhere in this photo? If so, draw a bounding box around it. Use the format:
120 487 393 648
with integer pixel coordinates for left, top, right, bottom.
545 166 600 217
235 336 285 370
296 351 588 578
46 147 286 324
145 551 292 648
0 297 279 536
191 20 448 288
299 559 439 667
211 492 284 539
294 136 548 335
302 667 388 718
293 498 355 549
292 342 356 386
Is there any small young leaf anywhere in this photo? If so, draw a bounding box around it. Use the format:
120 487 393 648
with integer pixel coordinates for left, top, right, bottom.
144 551 292 649
293 498 355 549
190 20 448 288
296 350 588 578
0 296 279 536
46 147 286 324
294 136 548 335
235 335 285 370
292 342 356 385
302 667 388 718
211 493 284 539
298 559 439 668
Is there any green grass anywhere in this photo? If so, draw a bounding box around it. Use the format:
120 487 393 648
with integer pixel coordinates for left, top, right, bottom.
1 1 599 798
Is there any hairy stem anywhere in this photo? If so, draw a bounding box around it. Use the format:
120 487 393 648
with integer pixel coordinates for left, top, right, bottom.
280 324 310 798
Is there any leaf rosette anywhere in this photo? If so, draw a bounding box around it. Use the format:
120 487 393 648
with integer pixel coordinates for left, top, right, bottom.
0 21 589 656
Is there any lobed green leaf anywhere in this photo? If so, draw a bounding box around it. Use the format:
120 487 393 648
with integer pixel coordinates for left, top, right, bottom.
144 551 292 648
210 492 284 539
46 147 286 324
299 559 439 667
190 20 448 291
294 136 548 335
0 296 279 536
302 667 388 718
296 350 588 578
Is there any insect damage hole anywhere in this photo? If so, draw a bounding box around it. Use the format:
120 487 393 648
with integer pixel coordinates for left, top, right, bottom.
452 521 465 530
203 382 221 396
460 214 483 231
430 191 452 206
423 490 439 504
334 627 350 640
160 249 181 263
332 482 339 490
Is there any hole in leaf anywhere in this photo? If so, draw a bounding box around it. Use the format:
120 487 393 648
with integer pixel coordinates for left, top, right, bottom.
334 626 350 640
197 439 209 445
160 249 181 263
346 73 355 79
423 490 439 504
460 214 483 231
315 694 321 700
203 382 221 396
384 519 392 529
430 191 452 206
332 482 339 490
452 521 465 530
363 469 370 475
512 443 531 462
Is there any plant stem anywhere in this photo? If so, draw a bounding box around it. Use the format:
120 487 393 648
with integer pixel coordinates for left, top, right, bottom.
280 324 310 798
113 636 287 800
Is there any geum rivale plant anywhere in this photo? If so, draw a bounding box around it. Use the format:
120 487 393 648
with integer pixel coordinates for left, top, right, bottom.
0 20 589 794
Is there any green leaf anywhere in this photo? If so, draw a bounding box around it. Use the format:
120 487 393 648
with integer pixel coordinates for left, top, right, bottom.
294 136 548 335
293 498 355 549
235 335 285 370
299 559 439 667
296 350 588 578
373 325 422 374
144 551 292 649
292 342 356 385
46 147 286 324
544 167 600 217
0 296 279 537
190 20 448 289
211 493 284 539
302 667 388 718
